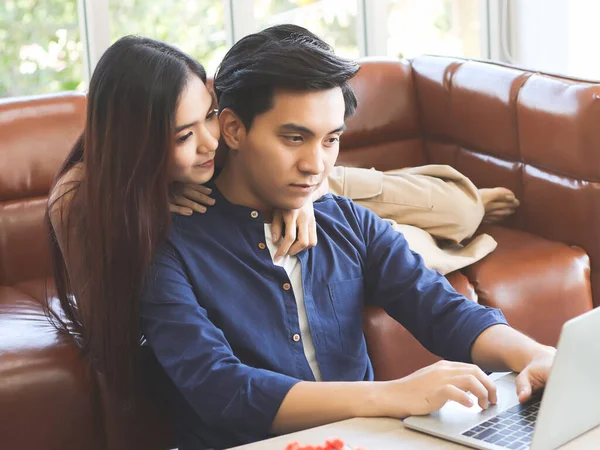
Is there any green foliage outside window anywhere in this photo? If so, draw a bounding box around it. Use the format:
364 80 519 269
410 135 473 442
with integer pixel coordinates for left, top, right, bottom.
0 0 228 99
109 0 228 78
0 0 356 99
0 0 83 98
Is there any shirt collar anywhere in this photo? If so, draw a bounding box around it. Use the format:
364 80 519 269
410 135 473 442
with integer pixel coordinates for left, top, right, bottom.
207 179 269 223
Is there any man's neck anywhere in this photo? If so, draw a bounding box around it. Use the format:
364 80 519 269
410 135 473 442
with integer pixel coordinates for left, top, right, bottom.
214 163 274 222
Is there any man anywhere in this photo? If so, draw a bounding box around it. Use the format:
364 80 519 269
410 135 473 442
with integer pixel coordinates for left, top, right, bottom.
141 24 554 450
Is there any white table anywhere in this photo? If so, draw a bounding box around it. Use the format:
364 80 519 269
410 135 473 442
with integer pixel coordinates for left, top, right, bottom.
229 417 600 450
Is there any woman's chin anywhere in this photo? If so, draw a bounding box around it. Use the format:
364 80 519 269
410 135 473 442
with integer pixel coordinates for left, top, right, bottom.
184 167 215 185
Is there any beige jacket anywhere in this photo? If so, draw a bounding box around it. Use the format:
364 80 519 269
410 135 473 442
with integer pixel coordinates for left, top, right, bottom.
328 165 497 276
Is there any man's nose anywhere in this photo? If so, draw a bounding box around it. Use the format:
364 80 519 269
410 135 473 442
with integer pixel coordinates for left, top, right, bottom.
298 145 325 175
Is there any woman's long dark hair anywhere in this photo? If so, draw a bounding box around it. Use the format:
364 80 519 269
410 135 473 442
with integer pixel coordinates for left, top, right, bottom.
46 36 206 398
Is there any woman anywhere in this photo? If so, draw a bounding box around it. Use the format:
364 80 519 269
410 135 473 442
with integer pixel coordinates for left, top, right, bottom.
47 35 315 399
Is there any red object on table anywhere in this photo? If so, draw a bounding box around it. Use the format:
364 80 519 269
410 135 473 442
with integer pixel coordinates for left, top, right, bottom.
285 438 366 450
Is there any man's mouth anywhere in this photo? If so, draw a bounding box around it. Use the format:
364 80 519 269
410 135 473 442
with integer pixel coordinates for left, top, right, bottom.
289 183 318 193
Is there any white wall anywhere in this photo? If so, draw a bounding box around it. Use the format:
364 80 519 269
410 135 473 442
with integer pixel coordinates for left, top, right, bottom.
567 0 600 80
510 0 600 80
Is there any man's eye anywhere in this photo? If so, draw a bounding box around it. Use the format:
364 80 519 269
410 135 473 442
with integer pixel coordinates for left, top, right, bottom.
327 137 340 144
177 132 192 144
283 135 303 143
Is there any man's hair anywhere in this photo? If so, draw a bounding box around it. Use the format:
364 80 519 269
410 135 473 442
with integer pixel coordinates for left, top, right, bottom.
214 24 360 129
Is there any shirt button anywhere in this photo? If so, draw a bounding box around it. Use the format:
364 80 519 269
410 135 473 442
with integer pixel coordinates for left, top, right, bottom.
283 283 291 291
258 242 266 250
292 333 300 342
250 211 259 219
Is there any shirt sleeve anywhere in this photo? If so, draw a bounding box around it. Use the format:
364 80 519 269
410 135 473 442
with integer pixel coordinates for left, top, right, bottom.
351 201 508 363
140 242 300 440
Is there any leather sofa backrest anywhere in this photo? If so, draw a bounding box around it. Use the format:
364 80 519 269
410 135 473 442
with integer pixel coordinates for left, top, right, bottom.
0 93 86 285
340 58 427 170
407 55 600 307
2 58 600 307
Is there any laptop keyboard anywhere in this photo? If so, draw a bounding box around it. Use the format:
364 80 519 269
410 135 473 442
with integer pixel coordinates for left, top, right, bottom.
461 398 541 449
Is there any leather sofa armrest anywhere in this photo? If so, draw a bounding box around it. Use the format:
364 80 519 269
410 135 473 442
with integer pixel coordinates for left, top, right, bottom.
0 284 100 449
7 279 176 450
96 354 175 450
463 225 593 347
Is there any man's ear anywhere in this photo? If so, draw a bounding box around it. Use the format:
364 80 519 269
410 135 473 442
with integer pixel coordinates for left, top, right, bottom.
219 108 246 150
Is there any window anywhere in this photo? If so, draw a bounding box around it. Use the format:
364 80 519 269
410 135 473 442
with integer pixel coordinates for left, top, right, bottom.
386 0 481 59
1 0 491 100
0 0 85 98
251 0 361 59
109 0 229 75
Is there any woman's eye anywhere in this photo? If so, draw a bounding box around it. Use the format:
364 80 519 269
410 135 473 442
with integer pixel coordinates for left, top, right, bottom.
177 132 193 144
207 109 218 120
327 136 340 144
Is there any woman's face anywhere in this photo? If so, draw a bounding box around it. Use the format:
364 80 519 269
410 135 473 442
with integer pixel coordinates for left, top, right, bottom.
169 74 220 184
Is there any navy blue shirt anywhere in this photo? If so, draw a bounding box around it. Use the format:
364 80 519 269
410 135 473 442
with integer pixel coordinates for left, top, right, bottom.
140 186 507 449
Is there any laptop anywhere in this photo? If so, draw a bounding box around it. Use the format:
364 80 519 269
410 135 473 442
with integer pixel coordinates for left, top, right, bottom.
403 307 600 450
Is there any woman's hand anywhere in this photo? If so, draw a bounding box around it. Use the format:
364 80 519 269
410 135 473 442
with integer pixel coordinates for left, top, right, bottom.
270 179 329 258
271 200 317 259
169 182 216 216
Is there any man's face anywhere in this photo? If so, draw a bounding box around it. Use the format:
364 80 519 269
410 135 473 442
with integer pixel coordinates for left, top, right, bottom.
236 87 346 212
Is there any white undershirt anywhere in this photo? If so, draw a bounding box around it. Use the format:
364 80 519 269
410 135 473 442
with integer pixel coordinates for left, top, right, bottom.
264 223 323 381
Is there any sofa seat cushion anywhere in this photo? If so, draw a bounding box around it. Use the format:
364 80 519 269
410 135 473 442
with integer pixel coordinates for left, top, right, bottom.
463 225 593 346
12 276 56 304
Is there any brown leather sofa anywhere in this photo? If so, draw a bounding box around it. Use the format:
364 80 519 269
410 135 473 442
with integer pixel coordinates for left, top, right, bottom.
0 56 595 450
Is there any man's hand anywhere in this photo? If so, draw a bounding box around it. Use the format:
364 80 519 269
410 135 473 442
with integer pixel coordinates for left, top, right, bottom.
470 324 556 403
514 346 556 403
380 360 498 417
